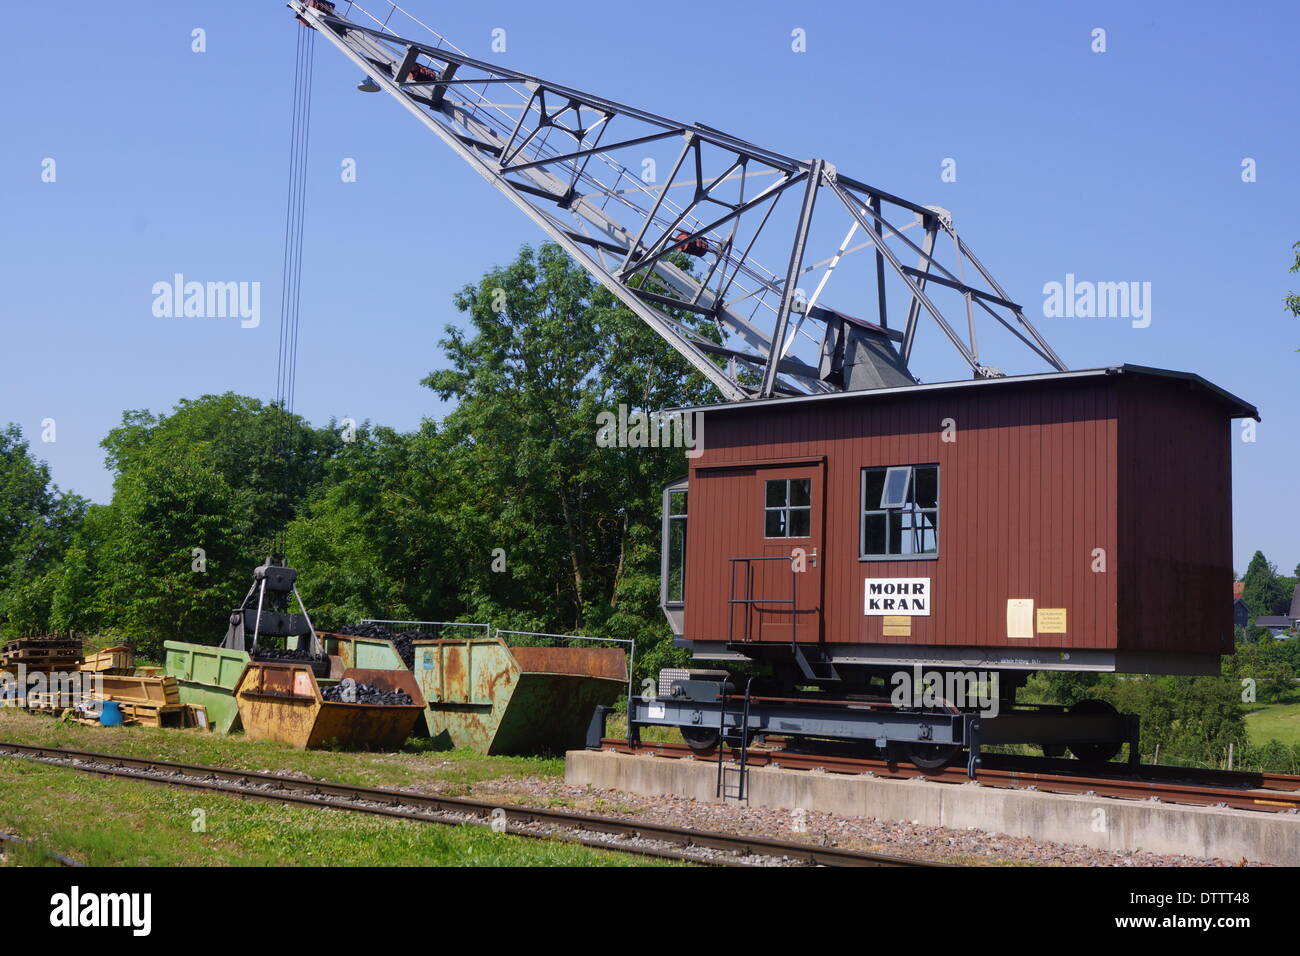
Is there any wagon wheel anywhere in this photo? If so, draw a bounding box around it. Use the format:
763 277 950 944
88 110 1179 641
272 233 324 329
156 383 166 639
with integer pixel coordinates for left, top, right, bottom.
680 726 720 755
904 696 963 773
1066 698 1124 765
904 741 962 772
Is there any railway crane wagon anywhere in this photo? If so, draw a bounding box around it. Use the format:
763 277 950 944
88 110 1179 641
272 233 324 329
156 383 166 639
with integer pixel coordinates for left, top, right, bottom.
647 366 1257 773
287 2 1258 775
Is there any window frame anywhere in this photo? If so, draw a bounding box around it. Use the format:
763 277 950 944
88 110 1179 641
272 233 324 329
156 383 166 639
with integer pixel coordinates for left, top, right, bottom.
763 477 812 539
859 463 940 561
660 478 689 607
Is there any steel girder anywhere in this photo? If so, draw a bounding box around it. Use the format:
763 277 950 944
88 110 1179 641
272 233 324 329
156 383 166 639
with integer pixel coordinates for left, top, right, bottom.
289 1 1066 400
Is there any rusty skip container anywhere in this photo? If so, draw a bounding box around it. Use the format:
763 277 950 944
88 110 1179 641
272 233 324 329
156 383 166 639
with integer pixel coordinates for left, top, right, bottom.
234 663 425 750
412 637 626 754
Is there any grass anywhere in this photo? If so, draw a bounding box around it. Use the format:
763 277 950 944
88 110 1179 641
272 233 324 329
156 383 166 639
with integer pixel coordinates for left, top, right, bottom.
604 713 683 745
0 709 561 794
1244 697 1300 747
0 758 682 867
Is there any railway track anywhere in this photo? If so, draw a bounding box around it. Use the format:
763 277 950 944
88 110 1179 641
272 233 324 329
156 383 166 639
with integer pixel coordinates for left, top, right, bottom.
0 831 82 867
601 739 1300 814
0 741 934 868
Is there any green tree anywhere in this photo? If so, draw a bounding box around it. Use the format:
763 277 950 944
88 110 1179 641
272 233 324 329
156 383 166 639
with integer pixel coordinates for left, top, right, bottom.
1099 675 1247 766
282 244 715 679
423 243 714 650
1223 641 1295 703
0 424 87 636
1242 550 1287 619
1286 241 1300 318
1038 670 1100 706
285 423 465 628
54 395 339 655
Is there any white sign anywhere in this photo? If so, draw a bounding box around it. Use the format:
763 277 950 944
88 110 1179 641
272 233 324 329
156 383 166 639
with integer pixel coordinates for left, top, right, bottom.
865 578 931 616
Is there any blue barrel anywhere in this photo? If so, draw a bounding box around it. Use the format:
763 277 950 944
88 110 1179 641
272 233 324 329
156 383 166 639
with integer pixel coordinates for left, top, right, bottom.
99 700 124 726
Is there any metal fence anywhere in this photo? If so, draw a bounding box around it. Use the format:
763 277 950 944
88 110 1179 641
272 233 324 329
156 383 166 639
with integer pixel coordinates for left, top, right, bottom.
358 619 491 639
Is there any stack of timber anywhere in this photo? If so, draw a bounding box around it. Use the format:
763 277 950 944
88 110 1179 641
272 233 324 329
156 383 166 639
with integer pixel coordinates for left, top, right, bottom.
0 637 83 672
97 673 187 728
18 662 209 729
23 690 74 714
79 645 135 676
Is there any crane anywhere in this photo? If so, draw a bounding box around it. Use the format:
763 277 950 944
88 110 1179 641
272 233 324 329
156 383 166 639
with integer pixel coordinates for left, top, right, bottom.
287 0 1066 401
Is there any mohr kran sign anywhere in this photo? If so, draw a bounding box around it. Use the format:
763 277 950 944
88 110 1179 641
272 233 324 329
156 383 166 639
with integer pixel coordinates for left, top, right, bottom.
864 578 931 616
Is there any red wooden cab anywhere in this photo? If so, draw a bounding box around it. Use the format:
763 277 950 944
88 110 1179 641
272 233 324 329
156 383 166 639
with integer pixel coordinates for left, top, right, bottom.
661 365 1256 678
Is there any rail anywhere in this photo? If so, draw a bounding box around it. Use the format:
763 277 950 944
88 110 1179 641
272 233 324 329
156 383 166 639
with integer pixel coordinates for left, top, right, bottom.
0 742 932 867
603 739 1300 814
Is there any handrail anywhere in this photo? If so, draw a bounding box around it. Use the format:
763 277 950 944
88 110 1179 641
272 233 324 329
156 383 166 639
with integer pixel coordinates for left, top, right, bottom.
727 555 797 647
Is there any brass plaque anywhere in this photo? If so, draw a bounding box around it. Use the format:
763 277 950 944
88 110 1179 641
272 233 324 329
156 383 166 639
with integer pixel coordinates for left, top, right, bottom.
1037 608 1068 634
883 625 912 636
882 616 911 626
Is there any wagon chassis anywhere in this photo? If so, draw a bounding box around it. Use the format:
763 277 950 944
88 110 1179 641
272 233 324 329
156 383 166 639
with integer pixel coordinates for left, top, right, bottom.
619 682 1139 781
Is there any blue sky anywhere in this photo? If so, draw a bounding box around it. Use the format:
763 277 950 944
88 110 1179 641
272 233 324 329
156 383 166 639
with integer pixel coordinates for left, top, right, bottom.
1 0 1296 575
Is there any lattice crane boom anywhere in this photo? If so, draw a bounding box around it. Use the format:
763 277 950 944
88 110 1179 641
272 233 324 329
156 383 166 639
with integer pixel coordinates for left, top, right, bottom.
290 0 1067 400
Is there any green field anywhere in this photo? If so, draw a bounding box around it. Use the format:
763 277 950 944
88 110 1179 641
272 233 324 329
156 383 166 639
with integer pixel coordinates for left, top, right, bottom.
0 709 560 795
0 758 678 867
1244 698 1300 747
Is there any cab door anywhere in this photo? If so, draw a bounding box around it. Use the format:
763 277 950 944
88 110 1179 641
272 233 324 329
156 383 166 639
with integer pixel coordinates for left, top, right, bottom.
741 463 825 644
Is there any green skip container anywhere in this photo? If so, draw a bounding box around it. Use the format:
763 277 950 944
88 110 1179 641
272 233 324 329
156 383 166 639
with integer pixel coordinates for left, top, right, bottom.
412 636 627 755
162 641 251 734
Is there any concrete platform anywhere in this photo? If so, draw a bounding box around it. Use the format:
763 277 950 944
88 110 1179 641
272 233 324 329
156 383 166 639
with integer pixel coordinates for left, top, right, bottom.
566 749 1300 865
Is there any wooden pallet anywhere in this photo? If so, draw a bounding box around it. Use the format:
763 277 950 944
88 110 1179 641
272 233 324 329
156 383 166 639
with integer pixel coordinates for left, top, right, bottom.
2 638 81 652
97 674 180 706
2 658 83 672
3 647 82 660
2 637 84 673
114 700 188 728
22 697 67 715
79 646 134 674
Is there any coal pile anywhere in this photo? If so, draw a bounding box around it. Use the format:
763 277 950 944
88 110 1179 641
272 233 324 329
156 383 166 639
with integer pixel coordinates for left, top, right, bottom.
334 622 391 641
252 647 326 664
320 677 413 706
335 623 440 669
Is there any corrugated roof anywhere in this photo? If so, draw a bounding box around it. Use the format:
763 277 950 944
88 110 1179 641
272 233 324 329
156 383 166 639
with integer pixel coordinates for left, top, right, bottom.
676 364 1259 420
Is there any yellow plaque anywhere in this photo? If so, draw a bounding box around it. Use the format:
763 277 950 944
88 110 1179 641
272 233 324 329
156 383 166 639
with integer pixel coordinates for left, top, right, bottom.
1037 608 1068 634
883 625 912 636
882 616 910 626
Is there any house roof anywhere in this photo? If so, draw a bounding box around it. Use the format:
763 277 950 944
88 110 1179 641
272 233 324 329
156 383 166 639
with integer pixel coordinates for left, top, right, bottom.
677 364 1260 420
1255 616 1297 628
1233 581 1245 599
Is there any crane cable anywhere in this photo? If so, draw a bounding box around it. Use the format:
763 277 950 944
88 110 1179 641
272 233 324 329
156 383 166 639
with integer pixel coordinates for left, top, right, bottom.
272 21 316 558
